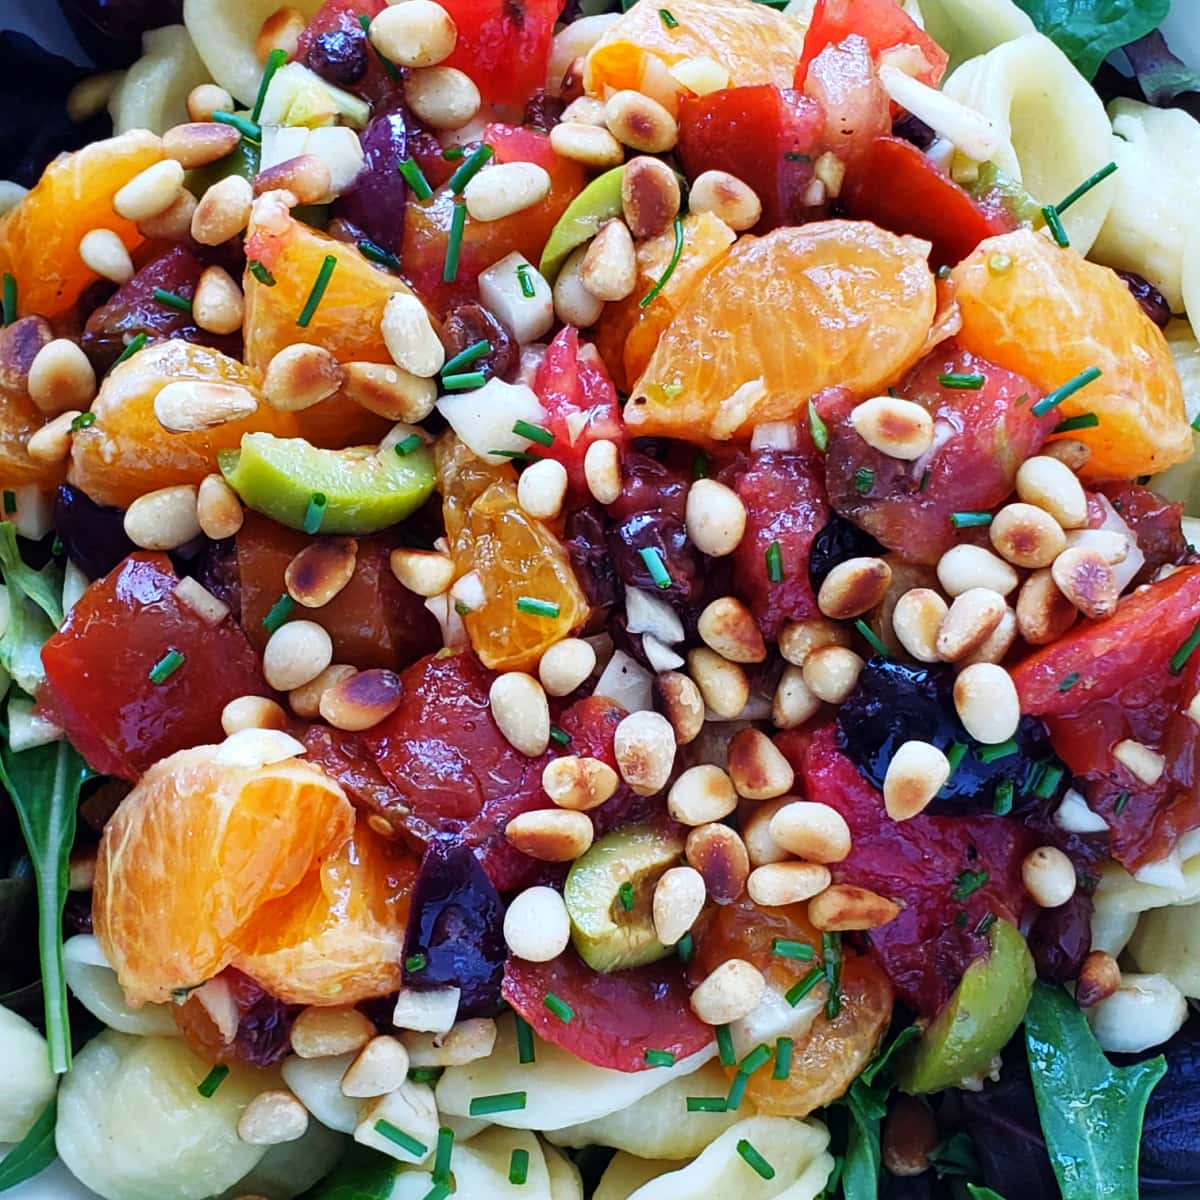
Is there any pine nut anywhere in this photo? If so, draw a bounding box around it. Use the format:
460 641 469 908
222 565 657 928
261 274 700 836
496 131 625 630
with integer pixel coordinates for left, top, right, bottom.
809 883 900 931
263 620 334 691
192 266 244 335
290 663 357 720
26 410 79 463
695 596 765 664
1112 738 1165 785
369 0 457 67
582 438 621 504
341 1036 410 1099
883 740 950 821
553 245 605 327
990 502 1066 568
344 363 434 424
890 588 947 663
621 156 681 240
163 121 242 169
541 754 619 811
113 159 185 222
464 162 551 223
174 576 230 626
187 83 234 122
560 96 607 126
216 727 306 769
769 801 851 864
1016 569 1076 644
653 670 706 744
652 866 706 946
490 672 551 756
197 473 244 539
517 457 568 520
28 339 96 415
221 695 288 735
1063 528 1131 565
548 121 625 168
257 5 306 59
667 764 737 825
605 89 678 153
1051 546 1118 619
262 343 345 412
741 798 791 867
1042 438 1091 471
685 822 749 903
936 587 1006 661
818 556 893 620
613 709 676 795
123 485 201 550
382 292 445 377
685 478 746 557
778 617 850 666
255 154 333 206
538 637 596 697
953 662 1020 744
688 169 762 232
78 228 133 285
689 959 766 1025
773 665 822 728
748 861 832 907
154 380 259 431
286 537 358 608
237 1090 308 1145
503 885 571 962
192 174 254 246
936 544 1018 598
290 1005 375 1058
1016 455 1088 529
849 395 934 460
389 548 456 598
959 605 1017 667
405 65 481 129
802 645 864 704
580 219 637 302
726 728 794 800
882 1095 939 1178
505 807 594 861
137 188 196 242
1022 845 1076 908
1075 950 1121 1008
687 647 749 719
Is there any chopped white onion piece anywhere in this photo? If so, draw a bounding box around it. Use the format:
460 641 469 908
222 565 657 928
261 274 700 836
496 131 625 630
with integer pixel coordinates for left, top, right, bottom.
593 649 653 714
625 586 685 644
879 64 1001 162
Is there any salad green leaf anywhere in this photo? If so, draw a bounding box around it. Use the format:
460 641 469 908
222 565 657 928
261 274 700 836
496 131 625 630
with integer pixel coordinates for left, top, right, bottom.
967 1187 1008 1200
299 1144 398 1199
1010 0 1170 79
0 1097 57 1193
0 522 62 695
1024 981 1167 1200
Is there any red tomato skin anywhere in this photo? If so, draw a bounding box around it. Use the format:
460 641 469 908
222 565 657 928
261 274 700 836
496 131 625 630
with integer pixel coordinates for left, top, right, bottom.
502 950 713 1071
296 0 393 105
39 553 272 780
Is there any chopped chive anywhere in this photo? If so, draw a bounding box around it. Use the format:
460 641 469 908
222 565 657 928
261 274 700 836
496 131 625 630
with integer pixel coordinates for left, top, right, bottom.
515 1015 536 1064
149 649 185 685
692 449 709 479
1 272 16 325
2 490 14 514
808 398 829 453
975 910 997 937
375 1120 427 1157
725 1071 750 1111
398 157 434 202
512 419 554 446
854 619 890 660
785 966 824 1007
444 200 467 283
1193 414 1200 433
950 510 992 528
433 1127 454 1182
945 741 967 776
153 287 193 314
357 12 401 79
395 434 424 456
549 724 571 746
617 881 635 911
765 540 784 584
449 143 495 194
516 596 561 619
772 938 814 961
785 151 811 162
773 1037 793 1080
70 411 97 432
297 254 337 327
977 739 1017 763
469 1091 527 1116
639 216 684 308
422 1186 450 1200
1041 204 1070 247
517 263 536 298
509 1147 529 1185
251 47 287 123
676 932 694 963
1031 366 1102 417
1055 160 1118 214
954 908 969 929
197 1063 229 1097
686 1096 727 1112
212 110 261 141
644 1048 676 1067
952 868 989 900
938 372 986 390
405 952 427 973
739 1044 772 1076
1053 412 1099 433
919 467 932 493
248 260 276 287
853 467 875 495
357 238 402 270
407 1066 443 1084
302 492 327 534
443 145 466 161
543 992 573 1023
1114 790 1130 815
1058 672 1080 692
716 1023 735 1066
1034 762 1065 799
442 339 491 375
822 931 842 1019
639 545 672 589
737 1139 776 1181
1169 620 1200 675
111 332 148 368
262 592 295 633
441 370 487 391
993 779 1014 815
659 7 679 27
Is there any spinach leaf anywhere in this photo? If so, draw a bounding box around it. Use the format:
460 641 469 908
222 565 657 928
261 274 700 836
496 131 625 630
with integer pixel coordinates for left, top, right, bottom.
0 1097 56 1193
0 738 89 1074
1024 981 1167 1200
1010 0 1170 79
0 522 62 695
300 1144 398 1200
967 1188 1008 1200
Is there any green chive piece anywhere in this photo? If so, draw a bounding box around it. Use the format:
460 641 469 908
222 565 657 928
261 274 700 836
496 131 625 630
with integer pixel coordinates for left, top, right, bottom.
149 649 185 685
659 7 679 27
262 592 295 633
639 216 684 308
687 1096 727 1112
442 339 492 375
765 540 784 584
993 779 1014 815
443 145 466 161
70 412 98 432
442 370 487 392
433 1126 454 1182
975 910 997 937
517 263 536 298
945 741 967 776
512 419 554 446
509 1147 530 1185
618 881 635 911
952 868 989 900
950 511 992 529
919 468 932 493
725 1071 750 1112
822 931 842 1019
1114 790 1130 815
406 1066 443 1084
395 433 423 456
853 467 875 495
691 449 709 479
716 1023 735 1066
1193 413 1200 433
405 952 427 973
1 273 17 325
421 1186 450 1200
110 332 149 369
977 739 1017 763
297 254 337 327
644 1048 676 1067
737 1138 776 1181
1034 763 1065 799
549 725 571 746
302 492 327 535
773 1037 793 1080
1058 672 1080 692
938 372 986 390
449 144 495 194
807 398 828 453
357 12 401 79
639 545 672 589
454 600 470 617
212 110 261 141
676 932 694 963
543 992 574 1023
515 1015 536 1064
248 260 276 287
357 238 402 270
739 1044 772 1077
398 157 434 202
772 938 814 961
785 966 824 1007
469 1091 527 1116
2 490 14 514
375 1120 427 1157
444 200 468 283
1031 366 1102 417
153 287 193 315
1055 161 1118 214
516 596 561 619
250 47 287 123
1053 412 1099 433
854 619 890 660
1041 204 1070 248
197 1064 230 1097
1169 620 1200 675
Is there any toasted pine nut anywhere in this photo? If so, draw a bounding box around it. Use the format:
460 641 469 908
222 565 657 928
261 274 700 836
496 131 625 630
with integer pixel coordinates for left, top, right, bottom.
406 66 482 132
747 861 832 907
883 1095 940 1178
123 485 201 551
464 162 551 222
137 188 196 242
369 0 457 67
990 502 1066 568
685 822 749 903
28 339 96 415
685 478 745 557
809 883 900 931
688 169 762 232
254 154 333 206
286 537 358 608
773 665 822 729
667 763 737 825
849 395 934 460
890 588 947 663
542 754 619 811
953 662 1020 744
614 709 677 795
490 672 551 757
389 548 455 598
1075 950 1121 1008
154 380 259 432
197 473 244 540
1042 438 1091 471
687 647 750 719
1016 569 1076 644
257 5 306 59
553 245 605 327
78 228 133 285
769 801 851 863
549 121 625 168
505 807 594 861
653 670 706 744
289 663 357 720
936 587 1006 661
1022 845 1076 908
163 121 242 169
689 959 766 1025
174 576 230 625
741 798 791 867
583 437 621 504
959 605 1017 667
382 292 445 378
187 83 234 122
559 96 608 126
504 885 571 961
193 266 244 336
221 694 288 735
778 617 850 666
883 740 950 821
263 343 345 412
113 160 185 222
263 620 334 691
818 556 893 620
580 219 637 302
802 645 864 704
341 1036 411 1099
726 727 794 800
26 411 79 463
1016 455 1088 529
192 174 254 246
1113 738 1165 785
517 457 568 520
1051 546 1118 620
538 637 596 698
605 89 678 152
343 361 436 422
237 1090 308 1145
936 544 1018 598
290 1005 375 1058
621 156 681 240
695 596 765 664
653 866 706 946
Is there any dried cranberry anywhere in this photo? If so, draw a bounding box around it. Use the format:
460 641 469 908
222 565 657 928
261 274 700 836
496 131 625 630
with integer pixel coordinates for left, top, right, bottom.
60 0 183 66
53 484 133 580
564 504 620 608
1027 888 1093 981
1116 269 1172 328
1098 481 1187 582
306 26 369 87
808 512 886 592
225 968 302 1067
62 891 93 936
333 102 411 255
524 89 565 131
186 537 241 621
441 302 518 381
891 112 936 149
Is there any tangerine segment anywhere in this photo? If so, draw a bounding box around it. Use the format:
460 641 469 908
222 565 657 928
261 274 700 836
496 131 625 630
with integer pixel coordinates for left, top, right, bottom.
94 746 354 1007
233 824 418 1006
0 130 162 321
584 0 807 111
627 220 937 441
0 318 63 489
952 229 1190 482
68 340 297 508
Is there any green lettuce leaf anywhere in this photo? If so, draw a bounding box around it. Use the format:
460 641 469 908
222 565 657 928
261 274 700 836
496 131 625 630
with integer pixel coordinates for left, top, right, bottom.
0 522 62 695
1010 0 1170 79
300 1144 398 1200
0 1098 56 1193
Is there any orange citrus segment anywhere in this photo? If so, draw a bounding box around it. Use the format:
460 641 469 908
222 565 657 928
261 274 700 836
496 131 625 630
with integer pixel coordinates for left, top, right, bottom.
952 229 1191 482
93 745 354 1007
68 339 297 508
0 130 162 322
0 318 63 489
627 220 937 440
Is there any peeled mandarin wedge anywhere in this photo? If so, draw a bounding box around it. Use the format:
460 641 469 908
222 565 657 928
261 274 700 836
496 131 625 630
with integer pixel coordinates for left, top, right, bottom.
94 745 354 1007
0 318 65 489
627 220 937 440
952 228 1191 481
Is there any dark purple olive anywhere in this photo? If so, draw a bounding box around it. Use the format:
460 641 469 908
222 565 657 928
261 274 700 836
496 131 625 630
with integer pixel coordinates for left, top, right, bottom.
306 26 369 88
1128 1017 1200 1193
402 838 506 1018
54 484 134 581
808 513 886 591
564 504 620 608
1027 889 1092 980
332 103 411 255
59 0 184 68
442 303 518 382
1116 269 1172 328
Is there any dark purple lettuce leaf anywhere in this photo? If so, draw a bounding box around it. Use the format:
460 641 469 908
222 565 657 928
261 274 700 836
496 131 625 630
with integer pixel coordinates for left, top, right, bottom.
1123 30 1200 105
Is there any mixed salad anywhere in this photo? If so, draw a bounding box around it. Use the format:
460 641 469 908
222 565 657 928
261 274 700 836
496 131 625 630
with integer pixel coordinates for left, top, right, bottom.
2 0 1200 1196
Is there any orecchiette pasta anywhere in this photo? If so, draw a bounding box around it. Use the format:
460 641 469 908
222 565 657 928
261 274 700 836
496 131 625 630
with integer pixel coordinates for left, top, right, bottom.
218 1117 344 1200
0 1004 57 1142
594 1154 676 1200
1147 320 1200 509
63 935 180 1038
388 1127 554 1200
1129 901 1200 999
1184 225 1200 345
108 25 212 136
280 1052 359 1134
544 1142 585 1200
